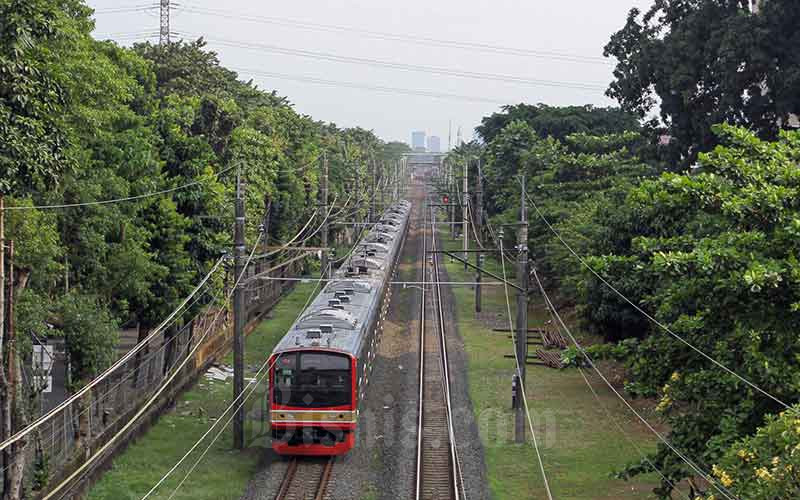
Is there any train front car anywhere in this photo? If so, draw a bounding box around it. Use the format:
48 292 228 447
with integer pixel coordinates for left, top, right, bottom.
269 200 410 456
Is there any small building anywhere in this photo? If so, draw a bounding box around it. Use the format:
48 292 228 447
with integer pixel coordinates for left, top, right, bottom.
411 131 426 152
427 135 441 153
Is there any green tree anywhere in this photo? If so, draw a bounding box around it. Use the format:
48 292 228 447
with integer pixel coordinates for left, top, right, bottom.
580 125 800 497
605 0 800 163
476 103 639 145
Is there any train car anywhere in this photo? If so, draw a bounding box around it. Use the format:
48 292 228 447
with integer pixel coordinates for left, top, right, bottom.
268 200 411 455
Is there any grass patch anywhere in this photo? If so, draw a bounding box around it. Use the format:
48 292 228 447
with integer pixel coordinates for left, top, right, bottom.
87 282 319 500
437 231 662 499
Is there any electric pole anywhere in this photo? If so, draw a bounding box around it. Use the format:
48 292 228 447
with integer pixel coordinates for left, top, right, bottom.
514 174 529 443
475 160 483 313
320 154 330 279
159 0 170 45
449 160 456 239
463 158 469 270
379 161 385 215
233 169 245 450
368 157 375 223
354 168 361 246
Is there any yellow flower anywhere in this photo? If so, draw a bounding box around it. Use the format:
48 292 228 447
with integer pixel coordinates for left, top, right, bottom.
755 467 774 482
670 371 680 382
772 456 780 466
713 465 734 487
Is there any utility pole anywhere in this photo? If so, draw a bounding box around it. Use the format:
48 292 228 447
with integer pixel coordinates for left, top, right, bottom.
320 154 330 279
233 169 245 450
514 174 529 443
159 0 170 45
379 161 385 215
449 160 456 239
368 157 375 223
463 158 469 270
475 160 484 313
394 160 399 202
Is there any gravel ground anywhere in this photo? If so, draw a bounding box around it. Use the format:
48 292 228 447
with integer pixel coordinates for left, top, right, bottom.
239 452 290 500
240 183 489 500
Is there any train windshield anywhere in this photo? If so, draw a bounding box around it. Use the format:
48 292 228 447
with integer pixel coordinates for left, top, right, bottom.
273 352 352 408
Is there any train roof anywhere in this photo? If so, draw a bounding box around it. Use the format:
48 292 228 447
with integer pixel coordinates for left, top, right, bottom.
272 200 411 356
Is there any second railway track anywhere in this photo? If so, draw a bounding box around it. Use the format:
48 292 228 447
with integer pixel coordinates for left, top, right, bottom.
415 198 464 500
274 457 333 500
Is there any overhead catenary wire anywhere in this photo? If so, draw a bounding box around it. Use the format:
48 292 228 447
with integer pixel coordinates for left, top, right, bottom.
230 67 508 105
94 5 158 15
142 260 333 500
175 4 610 65
0 255 225 454
520 185 793 411
45 232 264 500
496 237 555 500
182 34 609 92
143 198 386 498
529 267 739 500
162 203 384 497
1 164 238 211
0 285 218 478
576 367 691 500
529 270 690 499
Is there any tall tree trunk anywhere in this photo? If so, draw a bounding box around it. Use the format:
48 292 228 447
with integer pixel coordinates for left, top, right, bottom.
4 241 27 500
1 195 5 361
1 203 11 500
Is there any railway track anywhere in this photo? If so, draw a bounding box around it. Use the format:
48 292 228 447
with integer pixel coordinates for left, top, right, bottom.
414 199 464 500
274 457 333 500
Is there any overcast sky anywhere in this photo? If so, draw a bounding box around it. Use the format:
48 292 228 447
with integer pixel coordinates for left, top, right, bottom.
88 0 652 147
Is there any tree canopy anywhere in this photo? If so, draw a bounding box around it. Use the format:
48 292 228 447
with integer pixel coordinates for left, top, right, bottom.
605 0 800 162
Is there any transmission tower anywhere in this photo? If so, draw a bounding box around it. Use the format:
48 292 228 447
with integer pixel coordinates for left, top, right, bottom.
160 0 170 45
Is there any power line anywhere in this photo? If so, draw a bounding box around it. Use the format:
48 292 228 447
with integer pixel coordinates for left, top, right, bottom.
0 255 225 453
529 267 739 500
146 238 350 498
94 5 157 15
231 67 506 105
175 4 610 65
44 232 264 500
521 185 793 411
1 164 237 211
495 235 555 500
576 367 691 500
181 33 609 92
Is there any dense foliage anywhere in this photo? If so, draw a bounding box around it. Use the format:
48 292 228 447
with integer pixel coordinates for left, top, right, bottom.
465 96 800 498
476 103 640 145
606 0 800 163
579 125 800 497
1 1 407 389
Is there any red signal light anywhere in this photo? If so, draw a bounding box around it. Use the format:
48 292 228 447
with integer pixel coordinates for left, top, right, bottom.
443 195 449 204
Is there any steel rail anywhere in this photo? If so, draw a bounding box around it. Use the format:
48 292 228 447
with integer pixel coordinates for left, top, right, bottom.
274 457 333 500
414 191 428 500
429 205 465 500
274 459 298 499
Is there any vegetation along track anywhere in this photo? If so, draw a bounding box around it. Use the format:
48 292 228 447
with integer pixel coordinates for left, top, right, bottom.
414 195 465 500
274 457 333 500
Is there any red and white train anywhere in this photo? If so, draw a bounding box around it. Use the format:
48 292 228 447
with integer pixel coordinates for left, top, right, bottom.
268 200 411 455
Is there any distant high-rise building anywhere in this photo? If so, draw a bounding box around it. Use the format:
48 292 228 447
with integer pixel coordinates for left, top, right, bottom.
427 136 441 153
412 131 426 152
